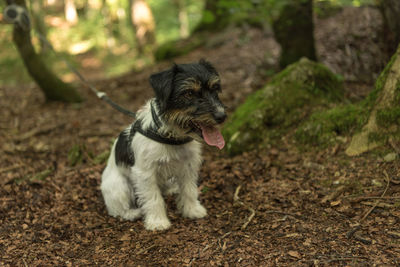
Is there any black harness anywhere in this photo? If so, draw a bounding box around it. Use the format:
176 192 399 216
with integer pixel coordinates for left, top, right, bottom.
132 103 193 146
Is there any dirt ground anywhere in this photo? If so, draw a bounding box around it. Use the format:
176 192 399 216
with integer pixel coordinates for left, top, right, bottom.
1 6 399 266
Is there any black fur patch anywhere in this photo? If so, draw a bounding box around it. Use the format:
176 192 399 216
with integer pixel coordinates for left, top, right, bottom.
115 127 135 167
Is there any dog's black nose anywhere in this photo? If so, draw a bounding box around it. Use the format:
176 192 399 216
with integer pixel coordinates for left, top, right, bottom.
213 112 227 124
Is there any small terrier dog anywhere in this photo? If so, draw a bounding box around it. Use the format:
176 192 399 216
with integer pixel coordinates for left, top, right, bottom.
101 60 226 230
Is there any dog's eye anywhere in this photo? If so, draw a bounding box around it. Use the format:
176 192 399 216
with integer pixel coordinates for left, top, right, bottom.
183 90 195 99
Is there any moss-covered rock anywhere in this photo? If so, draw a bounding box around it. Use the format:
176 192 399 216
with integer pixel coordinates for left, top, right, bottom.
295 104 368 146
297 48 400 151
223 58 344 155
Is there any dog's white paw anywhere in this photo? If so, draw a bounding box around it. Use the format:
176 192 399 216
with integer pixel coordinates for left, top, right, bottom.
144 215 171 231
121 209 142 221
182 203 207 219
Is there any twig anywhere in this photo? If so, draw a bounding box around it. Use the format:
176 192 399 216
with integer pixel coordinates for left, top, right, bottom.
219 231 231 240
346 225 360 239
347 171 391 242
353 233 372 245
321 185 346 204
0 164 22 174
136 244 156 255
325 256 368 263
360 201 394 208
233 185 256 230
387 231 400 238
359 171 390 223
264 210 303 220
311 255 369 263
233 185 242 202
348 196 400 201
188 244 210 266
14 122 66 141
22 258 28 267
241 208 255 230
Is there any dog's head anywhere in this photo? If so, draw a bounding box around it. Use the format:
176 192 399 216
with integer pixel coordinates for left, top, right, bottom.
149 59 226 149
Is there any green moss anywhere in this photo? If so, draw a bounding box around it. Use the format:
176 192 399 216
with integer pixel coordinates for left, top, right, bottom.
268 58 344 101
368 131 388 144
362 51 398 109
376 107 400 128
295 104 368 146
223 58 344 155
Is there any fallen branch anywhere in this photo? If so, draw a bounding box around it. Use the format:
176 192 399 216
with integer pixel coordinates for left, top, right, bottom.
233 185 256 230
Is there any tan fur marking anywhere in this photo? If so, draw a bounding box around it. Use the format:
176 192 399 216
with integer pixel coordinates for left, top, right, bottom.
181 78 201 92
208 76 220 89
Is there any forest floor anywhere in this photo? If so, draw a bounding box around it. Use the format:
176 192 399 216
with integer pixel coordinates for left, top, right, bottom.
1 6 399 266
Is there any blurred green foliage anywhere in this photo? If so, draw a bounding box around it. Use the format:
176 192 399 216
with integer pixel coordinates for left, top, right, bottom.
0 0 203 85
0 0 375 86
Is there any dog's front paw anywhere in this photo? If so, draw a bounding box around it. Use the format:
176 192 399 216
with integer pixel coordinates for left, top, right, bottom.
144 215 171 231
182 203 207 219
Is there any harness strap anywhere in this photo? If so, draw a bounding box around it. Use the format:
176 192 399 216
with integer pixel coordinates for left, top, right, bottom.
132 121 193 145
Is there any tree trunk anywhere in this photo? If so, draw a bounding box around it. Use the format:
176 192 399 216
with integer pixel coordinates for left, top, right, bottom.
346 44 400 156
101 0 115 48
174 0 189 39
130 0 156 55
194 0 229 33
29 0 48 53
378 0 400 58
11 0 82 103
65 0 78 25
272 0 317 68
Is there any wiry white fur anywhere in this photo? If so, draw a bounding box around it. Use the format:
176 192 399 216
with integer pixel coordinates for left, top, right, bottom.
101 100 206 231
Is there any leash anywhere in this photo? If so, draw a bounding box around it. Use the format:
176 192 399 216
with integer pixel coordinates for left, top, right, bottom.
3 2 136 118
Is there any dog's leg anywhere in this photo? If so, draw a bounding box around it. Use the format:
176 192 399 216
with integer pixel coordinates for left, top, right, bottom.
134 168 171 231
176 165 207 219
101 160 142 221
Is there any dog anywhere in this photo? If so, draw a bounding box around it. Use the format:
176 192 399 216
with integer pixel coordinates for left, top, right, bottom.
101 60 226 230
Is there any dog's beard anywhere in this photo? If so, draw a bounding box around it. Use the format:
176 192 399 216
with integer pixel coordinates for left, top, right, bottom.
164 112 225 149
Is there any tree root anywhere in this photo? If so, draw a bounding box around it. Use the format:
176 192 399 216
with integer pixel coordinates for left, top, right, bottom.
233 185 256 230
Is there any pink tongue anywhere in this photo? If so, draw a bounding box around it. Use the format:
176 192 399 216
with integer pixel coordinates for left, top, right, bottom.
200 125 225 149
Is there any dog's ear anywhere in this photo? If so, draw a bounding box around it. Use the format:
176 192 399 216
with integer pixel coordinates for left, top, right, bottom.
149 65 178 111
199 59 217 74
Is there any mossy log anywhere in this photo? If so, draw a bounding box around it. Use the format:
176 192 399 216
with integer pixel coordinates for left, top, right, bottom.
346 45 400 156
11 0 82 103
222 58 343 156
272 0 317 68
